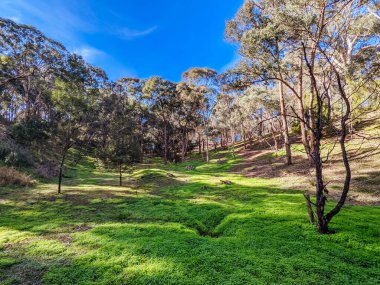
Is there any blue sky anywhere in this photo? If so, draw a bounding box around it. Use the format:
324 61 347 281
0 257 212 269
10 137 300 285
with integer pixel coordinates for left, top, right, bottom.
1 0 242 82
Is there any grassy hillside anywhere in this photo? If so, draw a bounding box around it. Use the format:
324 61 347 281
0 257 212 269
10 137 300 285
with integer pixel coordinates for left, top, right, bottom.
232 117 380 205
0 151 379 284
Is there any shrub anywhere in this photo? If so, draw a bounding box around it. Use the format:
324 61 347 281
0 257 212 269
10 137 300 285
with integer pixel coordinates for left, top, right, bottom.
0 167 36 187
35 161 60 179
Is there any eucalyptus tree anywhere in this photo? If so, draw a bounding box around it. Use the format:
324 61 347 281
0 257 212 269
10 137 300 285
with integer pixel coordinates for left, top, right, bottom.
252 0 378 233
97 82 142 186
115 77 146 161
0 17 69 170
0 17 68 122
175 82 205 161
242 86 281 150
211 93 234 147
143 76 177 163
321 0 380 136
302 0 379 233
182 68 217 162
225 0 379 233
225 1 296 165
52 55 106 194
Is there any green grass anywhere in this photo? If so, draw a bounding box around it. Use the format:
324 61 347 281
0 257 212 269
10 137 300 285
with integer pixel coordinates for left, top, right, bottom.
0 150 379 284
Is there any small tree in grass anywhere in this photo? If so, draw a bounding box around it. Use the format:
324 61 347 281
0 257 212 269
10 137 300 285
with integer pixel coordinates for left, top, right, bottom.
51 55 105 194
98 83 142 186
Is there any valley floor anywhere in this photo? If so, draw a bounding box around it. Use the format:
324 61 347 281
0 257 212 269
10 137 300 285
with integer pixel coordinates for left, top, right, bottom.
0 151 379 284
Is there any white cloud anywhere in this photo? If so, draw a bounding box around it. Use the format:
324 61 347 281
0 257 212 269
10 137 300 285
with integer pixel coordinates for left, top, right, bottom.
8 16 21 23
119 25 158 40
220 53 242 73
73 47 106 62
0 0 95 45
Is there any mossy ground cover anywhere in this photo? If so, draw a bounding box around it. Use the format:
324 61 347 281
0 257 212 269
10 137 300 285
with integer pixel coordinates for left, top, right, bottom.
0 150 379 284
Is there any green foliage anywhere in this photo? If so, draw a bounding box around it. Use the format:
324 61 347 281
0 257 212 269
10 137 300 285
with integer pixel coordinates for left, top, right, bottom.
290 120 301 135
7 119 50 145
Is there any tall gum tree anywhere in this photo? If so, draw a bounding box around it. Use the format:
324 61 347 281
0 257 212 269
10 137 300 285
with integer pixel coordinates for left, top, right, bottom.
182 68 217 163
227 0 379 233
225 0 296 165
266 0 378 233
143 77 177 163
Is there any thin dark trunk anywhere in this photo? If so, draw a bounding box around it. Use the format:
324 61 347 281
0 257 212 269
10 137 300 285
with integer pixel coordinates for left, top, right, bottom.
181 130 186 161
184 131 188 157
119 164 122 186
164 123 168 164
314 129 327 233
243 130 247 149
205 128 209 163
324 70 352 225
58 147 68 194
304 192 315 224
249 132 253 147
198 134 202 154
309 86 316 155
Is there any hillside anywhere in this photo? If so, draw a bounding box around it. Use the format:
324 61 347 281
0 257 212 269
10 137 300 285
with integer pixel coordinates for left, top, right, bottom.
231 117 380 206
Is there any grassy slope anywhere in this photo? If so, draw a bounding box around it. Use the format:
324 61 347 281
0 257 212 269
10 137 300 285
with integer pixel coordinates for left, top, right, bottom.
231 117 380 205
0 151 379 285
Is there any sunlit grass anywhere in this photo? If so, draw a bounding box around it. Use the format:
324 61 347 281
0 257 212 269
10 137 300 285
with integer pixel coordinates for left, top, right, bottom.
0 150 379 284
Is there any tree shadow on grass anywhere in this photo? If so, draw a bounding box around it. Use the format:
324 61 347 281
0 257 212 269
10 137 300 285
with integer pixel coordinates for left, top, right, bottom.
41 209 380 285
1 169 379 284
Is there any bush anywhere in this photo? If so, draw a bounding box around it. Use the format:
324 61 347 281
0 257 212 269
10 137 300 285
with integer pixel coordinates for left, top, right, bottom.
35 161 60 179
7 119 50 146
290 120 301 135
0 167 36 187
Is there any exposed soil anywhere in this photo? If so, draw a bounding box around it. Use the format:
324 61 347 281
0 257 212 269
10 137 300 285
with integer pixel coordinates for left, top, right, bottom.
230 136 380 206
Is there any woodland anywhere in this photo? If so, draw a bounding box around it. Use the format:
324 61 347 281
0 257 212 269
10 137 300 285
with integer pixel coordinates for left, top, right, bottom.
0 0 379 284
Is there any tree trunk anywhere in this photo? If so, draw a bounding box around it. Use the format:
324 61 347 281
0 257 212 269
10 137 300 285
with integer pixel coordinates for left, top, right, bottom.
205 127 209 163
298 54 312 163
23 80 31 121
323 71 352 229
58 167 63 195
198 134 202 154
270 118 279 151
164 123 168 164
248 132 253 147
304 192 315 224
314 133 328 233
243 130 247 149
184 131 189 158
308 86 316 155
349 119 354 140
279 82 292 165
181 130 186 161
58 148 68 194
119 164 123 186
